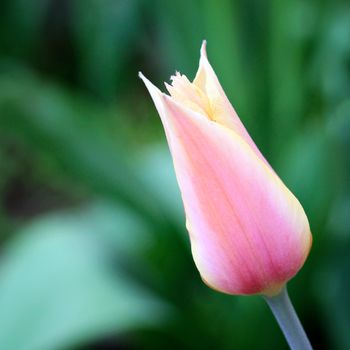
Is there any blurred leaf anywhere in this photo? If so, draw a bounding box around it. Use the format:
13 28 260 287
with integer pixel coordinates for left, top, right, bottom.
316 241 350 350
0 70 170 227
0 203 168 350
269 0 310 156
151 0 204 77
328 99 350 177
311 5 350 107
138 144 184 227
327 100 350 238
0 0 50 57
278 121 337 230
72 0 141 99
188 293 286 350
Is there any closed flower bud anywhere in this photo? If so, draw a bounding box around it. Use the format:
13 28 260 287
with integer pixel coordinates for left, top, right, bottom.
139 41 312 296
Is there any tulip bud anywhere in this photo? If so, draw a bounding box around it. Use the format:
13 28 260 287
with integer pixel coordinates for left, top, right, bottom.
139 41 312 296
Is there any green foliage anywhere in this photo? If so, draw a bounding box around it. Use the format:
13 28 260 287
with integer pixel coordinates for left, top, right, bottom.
0 203 168 350
0 0 349 349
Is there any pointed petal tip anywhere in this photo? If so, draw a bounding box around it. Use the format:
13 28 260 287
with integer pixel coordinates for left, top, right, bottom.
139 71 156 90
138 71 167 108
138 72 150 86
200 40 207 58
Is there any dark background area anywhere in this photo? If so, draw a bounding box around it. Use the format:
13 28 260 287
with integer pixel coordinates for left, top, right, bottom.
0 0 349 349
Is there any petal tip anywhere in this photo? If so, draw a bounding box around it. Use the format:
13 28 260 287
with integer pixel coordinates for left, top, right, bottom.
138 72 169 115
139 72 159 94
139 71 150 86
200 40 207 58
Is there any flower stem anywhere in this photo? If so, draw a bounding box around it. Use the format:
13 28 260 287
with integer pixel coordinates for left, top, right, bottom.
263 286 313 350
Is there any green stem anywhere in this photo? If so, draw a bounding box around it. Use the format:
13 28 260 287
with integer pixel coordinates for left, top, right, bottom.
263 286 313 350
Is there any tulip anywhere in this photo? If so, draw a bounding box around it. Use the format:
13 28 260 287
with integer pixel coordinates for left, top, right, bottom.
139 41 312 297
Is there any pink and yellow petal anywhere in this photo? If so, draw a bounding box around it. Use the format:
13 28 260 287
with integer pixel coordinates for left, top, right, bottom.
140 76 311 295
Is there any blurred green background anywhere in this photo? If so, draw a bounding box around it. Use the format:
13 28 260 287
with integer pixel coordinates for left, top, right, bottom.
0 0 349 349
